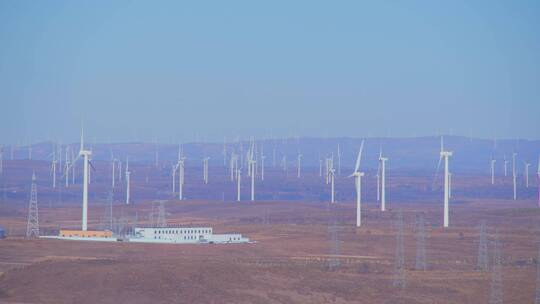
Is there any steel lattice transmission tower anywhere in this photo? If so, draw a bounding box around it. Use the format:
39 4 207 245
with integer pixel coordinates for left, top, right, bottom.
489 232 503 304
393 210 406 289
26 172 39 238
477 221 489 271
415 213 427 271
327 215 340 271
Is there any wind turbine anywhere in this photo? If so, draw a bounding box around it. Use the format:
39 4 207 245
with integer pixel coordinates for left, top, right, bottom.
125 157 131 205
249 146 256 201
490 156 496 185
524 161 531 188
229 152 237 181
330 166 336 203
436 136 452 228
512 152 517 200
350 140 365 227
236 166 242 202
171 163 176 194
50 148 57 189
64 147 71 188
379 148 388 212
203 157 210 184
178 154 186 200
64 128 93 231
503 155 508 177
111 153 117 189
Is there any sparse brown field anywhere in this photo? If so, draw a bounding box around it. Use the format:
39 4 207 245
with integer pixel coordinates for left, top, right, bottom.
1 196 539 303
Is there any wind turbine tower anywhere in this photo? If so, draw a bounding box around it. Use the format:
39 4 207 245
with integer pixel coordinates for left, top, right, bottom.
125 157 131 205
350 140 365 226
503 155 508 177
64 128 92 231
379 152 388 212
490 157 496 185
512 152 517 200
437 136 453 228
51 154 57 189
203 157 209 184
249 151 256 201
236 167 241 201
179 157 186 200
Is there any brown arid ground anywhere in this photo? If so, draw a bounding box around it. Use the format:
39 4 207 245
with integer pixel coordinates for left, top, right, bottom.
1 196 540 304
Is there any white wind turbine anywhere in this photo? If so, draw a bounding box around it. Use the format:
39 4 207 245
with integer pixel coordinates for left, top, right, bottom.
435 136 452 228
171 163 177 194
118 160 122 183
490 156 496 185
350 140 365 227
249 146 256 201
524 161 531 188
125 157 131 205
64 128 94 231
111 153 117 189
236 165 242 202
50 146 58 189
378 148 388 212
503 155 508 177
203 157 210 184
64 147 71 188
512 152 517 200
229 152 237 181
177 147 186 201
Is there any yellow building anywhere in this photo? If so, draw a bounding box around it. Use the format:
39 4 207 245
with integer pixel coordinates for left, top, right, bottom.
59 229 113 238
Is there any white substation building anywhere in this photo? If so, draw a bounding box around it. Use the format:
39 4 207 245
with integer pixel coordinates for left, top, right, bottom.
130 226 250 244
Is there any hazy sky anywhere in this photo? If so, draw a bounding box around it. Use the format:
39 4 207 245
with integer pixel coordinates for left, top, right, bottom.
1 1 539 144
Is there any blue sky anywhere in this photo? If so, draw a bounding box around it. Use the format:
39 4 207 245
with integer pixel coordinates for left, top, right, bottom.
0 1 539 144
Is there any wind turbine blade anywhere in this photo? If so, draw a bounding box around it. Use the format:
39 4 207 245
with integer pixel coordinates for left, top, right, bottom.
89 160 96 172
354 140 365 173
432 154 443 187
440 135 443 153
61 154 81 178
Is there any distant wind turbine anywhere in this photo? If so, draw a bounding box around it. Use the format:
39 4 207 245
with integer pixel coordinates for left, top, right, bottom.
524 161 531 188
512 152 517 200
379 148 388 212
125 157 131 205
435 136 453 228
490 156 496 185
350 140 365 227
63 127 94 231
